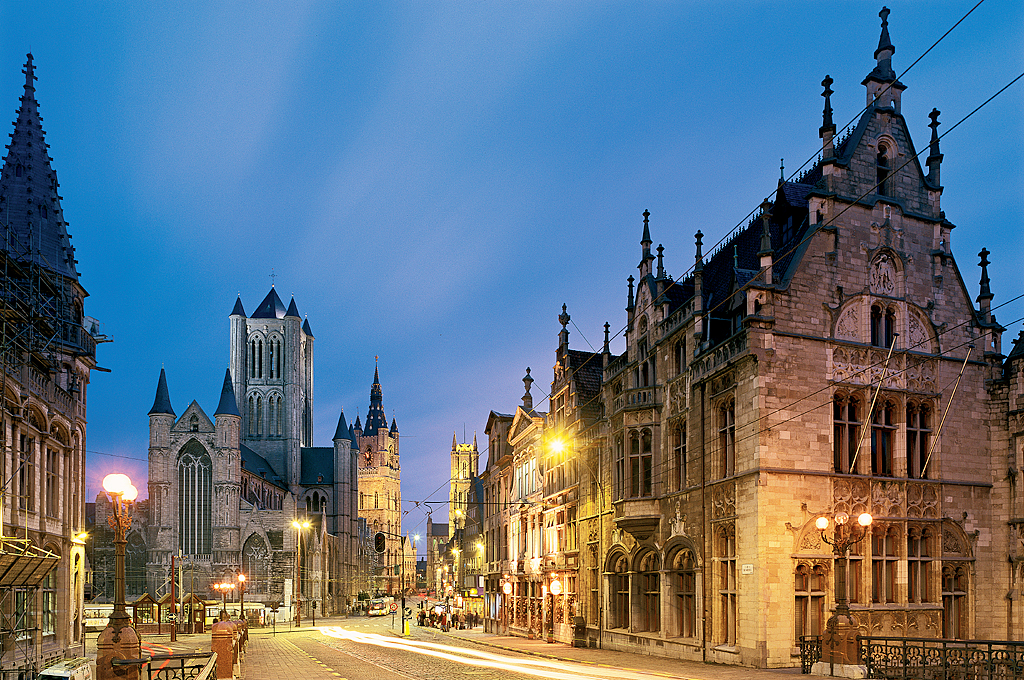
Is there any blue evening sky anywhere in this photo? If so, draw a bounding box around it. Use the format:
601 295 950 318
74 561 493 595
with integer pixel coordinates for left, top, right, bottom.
2 1 1021 551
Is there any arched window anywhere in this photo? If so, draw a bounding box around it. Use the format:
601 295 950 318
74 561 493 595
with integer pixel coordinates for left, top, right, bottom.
189 415 199 432
610 553 629 629
833 394 861 474
242 534 270 594
717 523 737 645
256 396 263 436
942 563 968 639
178 442 213 556
795 563 826 641
257 340 264 378
250 340 257 378
871 400 896 476
908 527 933 603
671 547 697 638
907 401 932 479
275 340 282 378
673 425 687 491
871 305 896 348
374 492 379 509
126 533 148 598
248 396 255 435
871 525 898 604
719 400 736 478
15 164 23 177
276 396 283 435
636 551 660 632
269 340 276 379
876 144 891 196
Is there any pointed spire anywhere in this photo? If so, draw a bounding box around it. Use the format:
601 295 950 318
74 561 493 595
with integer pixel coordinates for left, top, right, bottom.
365 362 388 431
759 200 774 255
779 159 785 185
349 424 359 448
656 245 665 279
863 7 904 111
694 230 704 273
285 296 300 318
302 316 314 338
473 432 477 449
978 248 993 304
230 296 247 317
149 368 175 416
1 54 79 279
390 417 399 434
452 431 458 449
603 322 610 355
215 368 240 417
639 209 654 271
354 415 362 430
334 409 350 441
820 75 836 151
926 108 943 187
522 367 534 411
626 275 635 312
251 287 287 319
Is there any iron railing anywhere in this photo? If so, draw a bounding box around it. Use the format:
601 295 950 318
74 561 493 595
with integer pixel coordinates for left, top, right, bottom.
860 637 1024 680
799 635 822 674
799 636 1024 678
112 652 216 680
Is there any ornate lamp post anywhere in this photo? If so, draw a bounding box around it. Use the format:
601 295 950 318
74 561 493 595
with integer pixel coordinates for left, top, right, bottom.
96 474 141 680
213 582 235 620
814 511 873 675
547 574 562 644
501 576 513 635
292 520 310 626
237 573 246 621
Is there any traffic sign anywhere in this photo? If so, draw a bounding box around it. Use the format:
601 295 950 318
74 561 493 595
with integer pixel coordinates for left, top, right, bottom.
389 601 398 612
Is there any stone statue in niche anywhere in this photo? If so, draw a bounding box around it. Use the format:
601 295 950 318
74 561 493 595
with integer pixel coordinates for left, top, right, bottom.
870 253 898 296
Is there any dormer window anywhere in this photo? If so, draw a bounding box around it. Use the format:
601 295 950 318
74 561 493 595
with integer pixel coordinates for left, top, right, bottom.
876 144 891 196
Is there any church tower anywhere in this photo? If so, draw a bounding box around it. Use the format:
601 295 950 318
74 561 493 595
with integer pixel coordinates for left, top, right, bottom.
355 364 403 592
228 287 314 490
449 433 478 540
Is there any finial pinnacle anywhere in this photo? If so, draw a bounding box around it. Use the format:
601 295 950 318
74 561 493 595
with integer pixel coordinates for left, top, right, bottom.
880 6 890 29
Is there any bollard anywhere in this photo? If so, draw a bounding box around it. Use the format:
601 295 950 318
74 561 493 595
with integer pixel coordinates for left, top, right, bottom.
211 621 235 679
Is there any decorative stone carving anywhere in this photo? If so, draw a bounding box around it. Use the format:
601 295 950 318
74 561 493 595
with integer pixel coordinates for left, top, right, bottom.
906 483 939 519
800 530 822 552
943 528 966 555
833 478 871 516
872 481 903 517
870 253 898 296
908 311 929 351
712 482 736 519
835 306 859 341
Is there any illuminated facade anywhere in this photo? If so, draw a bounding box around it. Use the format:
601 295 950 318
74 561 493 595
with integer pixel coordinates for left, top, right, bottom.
0 54 100 674
482 8 1023 667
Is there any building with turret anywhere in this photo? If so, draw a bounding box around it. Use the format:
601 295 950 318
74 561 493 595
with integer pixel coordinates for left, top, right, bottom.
141 287 365 619
0 53 104 676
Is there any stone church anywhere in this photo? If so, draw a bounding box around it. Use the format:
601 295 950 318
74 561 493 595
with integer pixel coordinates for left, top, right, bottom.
143 287 364 617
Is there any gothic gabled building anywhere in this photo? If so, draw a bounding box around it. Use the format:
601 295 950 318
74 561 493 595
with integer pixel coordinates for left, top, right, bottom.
143 288 363 617
0 54 102 674
482 8 1021 668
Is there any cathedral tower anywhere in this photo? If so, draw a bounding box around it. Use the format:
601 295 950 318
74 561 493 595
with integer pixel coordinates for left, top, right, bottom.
228 288 314 489
449 433 478 540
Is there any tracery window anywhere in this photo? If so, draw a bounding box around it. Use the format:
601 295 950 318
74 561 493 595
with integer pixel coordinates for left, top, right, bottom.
871 400 896 477
871 526 898 604
629 430 652 497
833 394 861 474
637 551 660 632
178 442 213 555
908 527 933 603
672 547 697 638
795 564 826 641
717 523 737 645
907 401 932 479
942 563 968 639
719 400 736 478
673 425 687 491
243 534 270 594
613 436 625 501
611 553 629 629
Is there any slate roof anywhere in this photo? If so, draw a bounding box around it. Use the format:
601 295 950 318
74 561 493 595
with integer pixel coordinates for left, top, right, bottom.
214 368 240 417
148 368 175 416
364 366 389 432
251 288 287 319
1008 331 1024 361
240 444 287 490
302 318 314 337
430 522 449 537
333 410 350 441
285 297 300 318
230 297 246 317
0 55 79 280
300 447 334 485
566 349 602 402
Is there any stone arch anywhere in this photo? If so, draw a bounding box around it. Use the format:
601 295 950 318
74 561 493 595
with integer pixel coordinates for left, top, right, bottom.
241 533 271 594
177 439 213 556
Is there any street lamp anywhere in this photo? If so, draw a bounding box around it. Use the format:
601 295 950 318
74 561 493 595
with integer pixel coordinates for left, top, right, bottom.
547 574 562 643
815 511 873 673
292 520 311 626
96 473 141 680
237 573 246 621
501 576 512 635
213 582 235 619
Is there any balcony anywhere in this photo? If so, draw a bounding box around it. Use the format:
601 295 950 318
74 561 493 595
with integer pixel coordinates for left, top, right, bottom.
612 385 659 414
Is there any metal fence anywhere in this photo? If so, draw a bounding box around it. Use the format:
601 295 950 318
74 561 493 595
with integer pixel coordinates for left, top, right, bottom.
112 652 216 680
798 636 1024 679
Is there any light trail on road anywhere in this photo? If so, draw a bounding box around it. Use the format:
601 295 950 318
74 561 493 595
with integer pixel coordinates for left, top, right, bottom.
318 626 688 680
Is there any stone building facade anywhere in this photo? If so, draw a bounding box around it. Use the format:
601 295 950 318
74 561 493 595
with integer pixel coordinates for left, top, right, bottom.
0 53 102 674
142 288 363 618
481 8 1022 667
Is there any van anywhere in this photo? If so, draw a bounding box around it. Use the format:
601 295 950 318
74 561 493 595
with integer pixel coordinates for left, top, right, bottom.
37 658 92 680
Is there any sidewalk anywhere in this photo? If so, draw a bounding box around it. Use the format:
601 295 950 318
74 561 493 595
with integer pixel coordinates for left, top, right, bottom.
438 627 804 680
